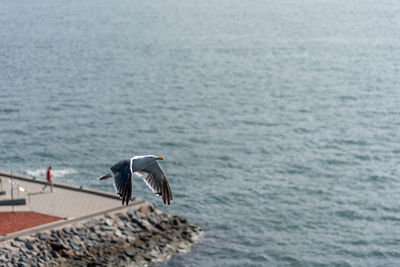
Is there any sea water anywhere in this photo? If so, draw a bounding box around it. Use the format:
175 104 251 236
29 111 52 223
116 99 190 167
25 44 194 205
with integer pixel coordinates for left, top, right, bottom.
1 0 400 266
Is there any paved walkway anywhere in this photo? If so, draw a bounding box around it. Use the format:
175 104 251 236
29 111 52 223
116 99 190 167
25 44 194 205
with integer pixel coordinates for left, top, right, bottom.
0 172 125 219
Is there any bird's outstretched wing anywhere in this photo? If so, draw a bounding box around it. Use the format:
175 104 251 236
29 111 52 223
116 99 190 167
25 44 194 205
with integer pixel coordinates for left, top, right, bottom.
110 159 132 205
135 161 173 205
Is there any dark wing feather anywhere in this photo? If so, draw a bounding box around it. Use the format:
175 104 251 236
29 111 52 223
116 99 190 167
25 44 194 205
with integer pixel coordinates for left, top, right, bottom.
122 174 132 205
135 161 173 205
111 159 129 175
109 159 133 205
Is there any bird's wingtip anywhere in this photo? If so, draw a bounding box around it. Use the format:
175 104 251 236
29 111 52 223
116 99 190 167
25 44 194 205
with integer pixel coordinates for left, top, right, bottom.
98 173 112 180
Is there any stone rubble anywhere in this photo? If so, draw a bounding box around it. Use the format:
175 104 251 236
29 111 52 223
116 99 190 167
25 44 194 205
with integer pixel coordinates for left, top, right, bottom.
0 204 202 266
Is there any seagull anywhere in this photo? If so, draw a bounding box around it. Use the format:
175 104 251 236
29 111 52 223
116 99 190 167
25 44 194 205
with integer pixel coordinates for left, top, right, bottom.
98 155 173 205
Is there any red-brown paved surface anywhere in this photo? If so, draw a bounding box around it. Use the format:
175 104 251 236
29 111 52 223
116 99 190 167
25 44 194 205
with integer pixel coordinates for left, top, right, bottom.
0 212 61 235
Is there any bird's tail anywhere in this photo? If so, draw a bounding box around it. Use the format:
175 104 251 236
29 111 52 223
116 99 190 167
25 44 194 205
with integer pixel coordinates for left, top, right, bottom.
98 173 112 180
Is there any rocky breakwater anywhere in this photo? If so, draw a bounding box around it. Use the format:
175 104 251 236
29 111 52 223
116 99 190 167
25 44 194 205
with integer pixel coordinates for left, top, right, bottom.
0 204 202 266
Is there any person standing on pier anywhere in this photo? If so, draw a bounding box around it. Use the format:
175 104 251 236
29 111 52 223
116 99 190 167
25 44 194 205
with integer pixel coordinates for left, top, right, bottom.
42 166 54 192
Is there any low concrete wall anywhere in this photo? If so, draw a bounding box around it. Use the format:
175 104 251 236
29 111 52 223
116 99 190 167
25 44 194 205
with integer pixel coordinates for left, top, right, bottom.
0 172 118 200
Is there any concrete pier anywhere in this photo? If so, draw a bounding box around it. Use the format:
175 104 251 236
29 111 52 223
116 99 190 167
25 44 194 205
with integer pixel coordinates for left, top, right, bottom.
0 172 144 241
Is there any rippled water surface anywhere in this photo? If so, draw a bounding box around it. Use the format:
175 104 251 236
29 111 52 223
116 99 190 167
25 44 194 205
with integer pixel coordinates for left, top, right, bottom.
1 1 400 266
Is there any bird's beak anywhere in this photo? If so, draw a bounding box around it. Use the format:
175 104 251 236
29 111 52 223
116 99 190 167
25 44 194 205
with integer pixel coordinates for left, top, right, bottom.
157 156 164 160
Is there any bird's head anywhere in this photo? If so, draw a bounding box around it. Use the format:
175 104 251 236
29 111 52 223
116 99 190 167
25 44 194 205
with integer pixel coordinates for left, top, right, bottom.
140 155 164 169
132 155 165 170
145 155 164 161
142 155 164 164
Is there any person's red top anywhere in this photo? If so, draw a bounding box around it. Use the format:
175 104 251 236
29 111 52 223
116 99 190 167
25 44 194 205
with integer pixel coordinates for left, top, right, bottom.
46 169 51 181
